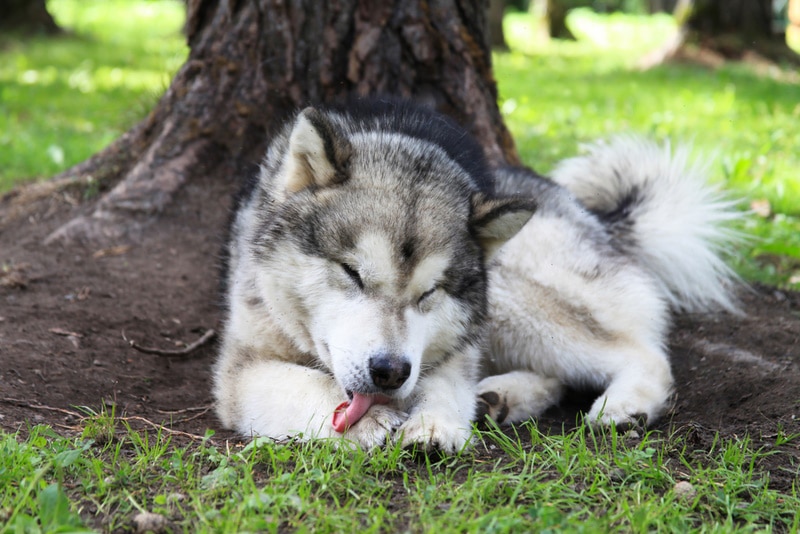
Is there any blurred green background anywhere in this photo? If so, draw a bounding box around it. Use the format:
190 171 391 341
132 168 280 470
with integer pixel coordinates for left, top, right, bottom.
1 0 798 288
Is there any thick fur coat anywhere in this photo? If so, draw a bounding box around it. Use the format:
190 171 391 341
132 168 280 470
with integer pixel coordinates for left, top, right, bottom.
213 100 739 451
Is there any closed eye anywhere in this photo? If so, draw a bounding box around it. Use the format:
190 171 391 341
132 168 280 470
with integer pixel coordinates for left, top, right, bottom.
418 287 437 304
341 263 364 290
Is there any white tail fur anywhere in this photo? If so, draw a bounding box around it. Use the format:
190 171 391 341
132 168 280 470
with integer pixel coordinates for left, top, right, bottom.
550 136 743 314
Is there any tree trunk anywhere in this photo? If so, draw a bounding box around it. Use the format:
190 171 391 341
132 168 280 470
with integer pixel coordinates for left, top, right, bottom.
488 0 509 50
45 0 518 245
547 0 575 40
687 0 774 40
0 0 62 35
640 0 799 69
689 0 800 62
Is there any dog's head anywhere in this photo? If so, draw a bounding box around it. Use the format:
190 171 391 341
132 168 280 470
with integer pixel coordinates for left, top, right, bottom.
250 106 536 400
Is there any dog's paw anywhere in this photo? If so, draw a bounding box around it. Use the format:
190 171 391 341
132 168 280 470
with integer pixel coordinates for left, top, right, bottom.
587 396 650 432
344 405 408 449
587 377 671 432
476 371 563 426
475 390 510 426
397 411 473 454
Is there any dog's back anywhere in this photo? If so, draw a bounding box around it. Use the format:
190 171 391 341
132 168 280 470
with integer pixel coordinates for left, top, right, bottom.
481 138 741 428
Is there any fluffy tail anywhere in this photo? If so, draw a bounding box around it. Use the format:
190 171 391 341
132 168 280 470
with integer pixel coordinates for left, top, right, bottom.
550 136 742 314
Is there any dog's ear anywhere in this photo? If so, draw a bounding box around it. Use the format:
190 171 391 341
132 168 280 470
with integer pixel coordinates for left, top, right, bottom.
282 107 352 194
471 193 537 260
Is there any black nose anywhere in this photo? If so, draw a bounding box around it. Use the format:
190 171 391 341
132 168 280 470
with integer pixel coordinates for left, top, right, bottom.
369 353 411 390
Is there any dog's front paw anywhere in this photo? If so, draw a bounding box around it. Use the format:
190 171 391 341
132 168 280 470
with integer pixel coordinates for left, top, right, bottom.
344 405 408 449
587 396 650 431
587 377 671 431
397 411 473 454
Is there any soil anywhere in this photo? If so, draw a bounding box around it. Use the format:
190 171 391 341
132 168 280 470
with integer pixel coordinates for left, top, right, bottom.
1 173 799 493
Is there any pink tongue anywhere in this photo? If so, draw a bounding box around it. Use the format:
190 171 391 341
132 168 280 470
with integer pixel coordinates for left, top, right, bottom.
331 393 389 433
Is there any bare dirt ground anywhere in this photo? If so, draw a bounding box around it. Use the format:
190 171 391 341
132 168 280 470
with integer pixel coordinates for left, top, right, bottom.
1 172 799 492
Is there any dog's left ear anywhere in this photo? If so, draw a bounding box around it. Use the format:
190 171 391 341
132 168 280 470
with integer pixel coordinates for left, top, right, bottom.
282 107 352 195
471 193 537 260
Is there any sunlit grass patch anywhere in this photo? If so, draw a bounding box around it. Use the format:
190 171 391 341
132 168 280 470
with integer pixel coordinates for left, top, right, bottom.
0 0 187 190
0 3 798 288
568 8 677 52
505 8 677 59
497 10 800 289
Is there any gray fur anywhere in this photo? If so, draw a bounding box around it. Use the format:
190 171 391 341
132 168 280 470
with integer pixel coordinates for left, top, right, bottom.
214 101 535 451
214 102 741 450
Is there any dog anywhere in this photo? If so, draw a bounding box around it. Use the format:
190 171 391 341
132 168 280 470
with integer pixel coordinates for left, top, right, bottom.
213 99 739 452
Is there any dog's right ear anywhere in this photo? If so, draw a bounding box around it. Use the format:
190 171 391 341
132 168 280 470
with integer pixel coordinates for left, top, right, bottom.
281 107 352 195
471 193 537 261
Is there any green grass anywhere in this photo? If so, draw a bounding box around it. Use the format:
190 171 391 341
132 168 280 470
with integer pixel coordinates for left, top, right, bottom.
0 0 187 190
497 8 800 289
2 3 798 287
3 418 799 532
1 5 800 531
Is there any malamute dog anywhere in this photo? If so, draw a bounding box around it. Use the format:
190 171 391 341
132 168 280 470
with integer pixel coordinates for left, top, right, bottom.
213 100 738 452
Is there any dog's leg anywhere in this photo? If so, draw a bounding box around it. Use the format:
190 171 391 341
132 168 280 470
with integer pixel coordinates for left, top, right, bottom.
586 346 673 428
475 371 564 425
397 346 480 453
216 359 407 448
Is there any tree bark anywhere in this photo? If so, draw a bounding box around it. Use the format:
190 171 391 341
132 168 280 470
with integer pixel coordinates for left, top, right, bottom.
45 0 518 245
0 0 62 35
488 0 509 50
639 0 799 69
687 0 774 40
529 0 576 40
